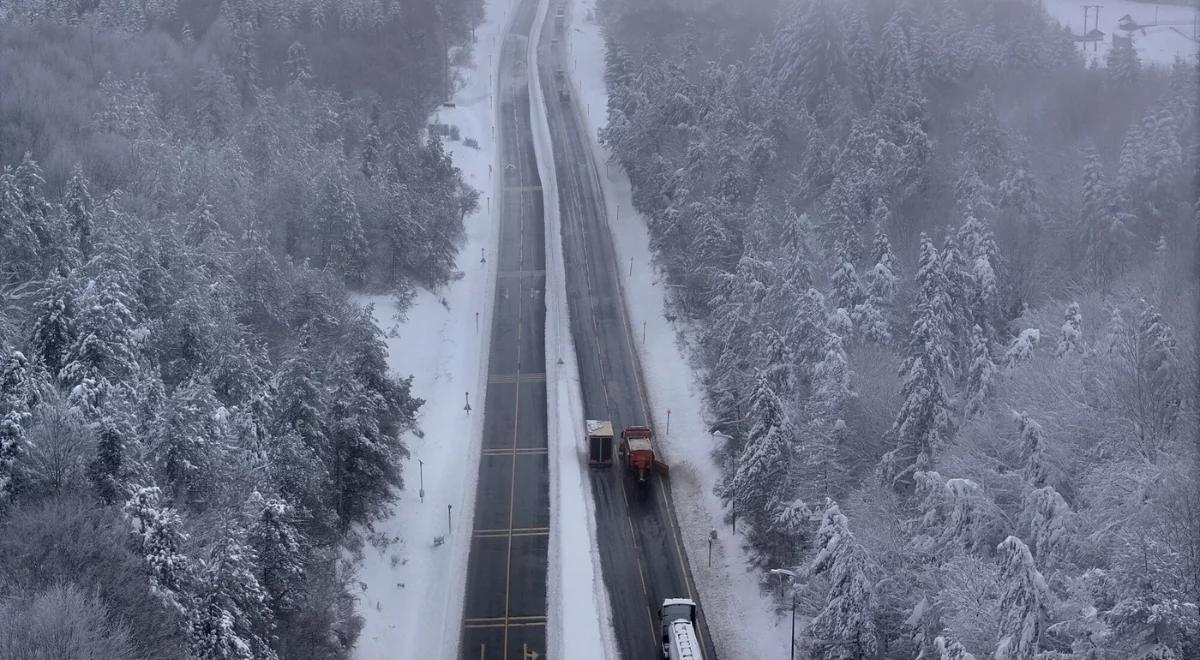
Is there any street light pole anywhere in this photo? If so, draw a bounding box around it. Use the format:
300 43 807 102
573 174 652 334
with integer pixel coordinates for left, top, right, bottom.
769 568 800 660
790 592 796 660
419 459 425 502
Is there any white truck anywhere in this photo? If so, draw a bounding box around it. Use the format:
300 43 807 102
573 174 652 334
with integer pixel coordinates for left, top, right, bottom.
659 598 703 660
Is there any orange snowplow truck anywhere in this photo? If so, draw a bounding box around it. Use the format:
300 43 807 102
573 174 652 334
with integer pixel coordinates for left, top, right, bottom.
619 426 669 483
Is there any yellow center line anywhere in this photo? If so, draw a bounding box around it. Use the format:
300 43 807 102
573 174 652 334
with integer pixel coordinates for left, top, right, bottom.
500 72 530 659
482 447 549 456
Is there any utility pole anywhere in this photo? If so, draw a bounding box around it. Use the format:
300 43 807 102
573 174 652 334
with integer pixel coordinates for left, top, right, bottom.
1082 4 1105 51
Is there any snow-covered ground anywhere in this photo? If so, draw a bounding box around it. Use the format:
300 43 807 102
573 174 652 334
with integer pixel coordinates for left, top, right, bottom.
1042 0 1198 66
561 1 792 658
528 0 618 655
350 0 513 655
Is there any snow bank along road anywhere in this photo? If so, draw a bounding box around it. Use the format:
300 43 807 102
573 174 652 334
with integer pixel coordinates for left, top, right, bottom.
458 0 552 655
534 2 719 658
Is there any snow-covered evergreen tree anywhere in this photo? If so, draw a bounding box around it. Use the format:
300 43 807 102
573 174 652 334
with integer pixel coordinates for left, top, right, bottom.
124 485 191 613
963 325 996 420
913 471 1005 556
805 499 878 659
723 373 793 547
1105 36 1140 88
1133 303 1180 446
189 533 275 660
830 242 863 322
0 349 36 497
285 41 313 88
993 536 1050 660
1080 145 1131 288
880 236 952 492
1003 329 1040 369
1015 413 1059 490
1021 486 1073 568
934 635 977 660
1055 302 1083 358
858 230 898 345
246 491 305 615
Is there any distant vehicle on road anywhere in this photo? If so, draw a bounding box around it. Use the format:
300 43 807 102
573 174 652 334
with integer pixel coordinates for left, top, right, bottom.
586 419 614 466
659 598 702 659
619 425 668 484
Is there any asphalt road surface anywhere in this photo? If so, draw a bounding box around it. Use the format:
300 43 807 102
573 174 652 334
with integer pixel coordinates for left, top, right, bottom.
458 0 551 656
534 3 719 659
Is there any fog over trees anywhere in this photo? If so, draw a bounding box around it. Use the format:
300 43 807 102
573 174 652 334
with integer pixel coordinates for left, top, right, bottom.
598 0 1198 657
0 0 1195 657
0 0 480 657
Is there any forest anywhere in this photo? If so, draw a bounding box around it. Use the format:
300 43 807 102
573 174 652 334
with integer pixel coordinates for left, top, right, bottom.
597 0 1199 657
0 0 480 657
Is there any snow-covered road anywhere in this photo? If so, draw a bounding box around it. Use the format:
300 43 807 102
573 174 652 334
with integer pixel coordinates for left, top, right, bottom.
560 0 794 657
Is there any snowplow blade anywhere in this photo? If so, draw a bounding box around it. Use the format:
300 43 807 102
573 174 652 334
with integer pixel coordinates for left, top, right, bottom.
653 460 670 475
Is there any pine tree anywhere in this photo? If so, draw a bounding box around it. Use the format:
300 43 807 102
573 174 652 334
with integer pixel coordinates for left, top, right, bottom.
797 417 848 500
89 410 132 505
63 164 94 262
246 491 305 614
956 214 1001 344
60 273 141 389
285 41 314 88
1105 36 1140 89
830 241 863 320
963 325 997 420
1080 145 1131 288
723 373 793 552
1015 412 1060 491
806 499 878 659
858 230 897 345
812 333 852 408
0 349 36 497
30 271 78 377
1133 303 1180 446
934 635 977 660
1021 486 1073 568
993 536 1050 660
124 485 191 613
157 378 223 502
880 236 952 492
0 155 51 282
939 233 972 374
914 471 1005 556
273 342 327 452
772 0 849 119
1003 329 1040 368
315 166 369 287
845 7 876 107
189 532 276 660
1104 305 1127 355
1055 302 1083 358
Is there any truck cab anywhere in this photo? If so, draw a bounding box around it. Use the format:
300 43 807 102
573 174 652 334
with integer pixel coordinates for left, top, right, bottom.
659 598 702 659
